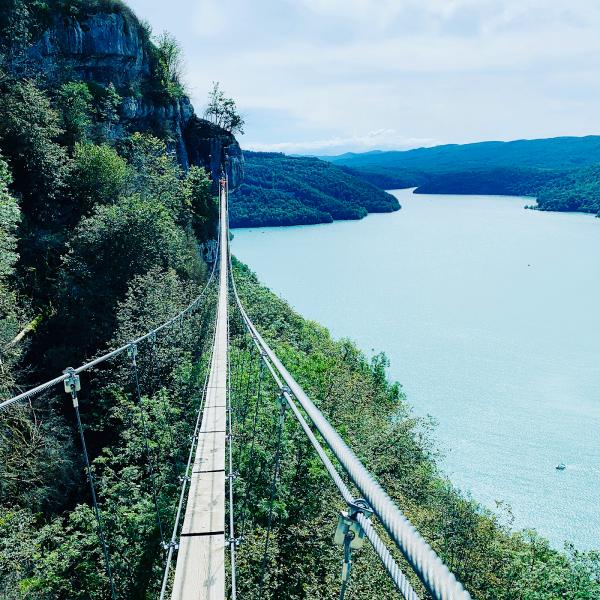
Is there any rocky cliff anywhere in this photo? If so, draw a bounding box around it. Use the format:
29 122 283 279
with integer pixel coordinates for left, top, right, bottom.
28 3 243 187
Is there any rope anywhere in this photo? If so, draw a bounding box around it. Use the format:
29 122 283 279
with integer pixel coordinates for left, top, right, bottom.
238 354 265 538
0 249 219 413
257 392 286 597
226 301 238 600
70 389 117 600
129 345 166 548
149 335 175 457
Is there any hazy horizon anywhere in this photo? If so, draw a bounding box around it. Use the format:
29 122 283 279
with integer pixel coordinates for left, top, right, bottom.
126 0 600 155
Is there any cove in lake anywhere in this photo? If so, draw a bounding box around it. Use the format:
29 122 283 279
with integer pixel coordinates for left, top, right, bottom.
232 189 600 550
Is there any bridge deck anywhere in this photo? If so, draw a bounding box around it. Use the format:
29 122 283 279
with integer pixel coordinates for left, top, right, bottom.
171 184 229 600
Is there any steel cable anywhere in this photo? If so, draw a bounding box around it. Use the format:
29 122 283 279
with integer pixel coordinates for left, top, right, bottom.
238 353 265 538
226 188 469 600
70 389 117 600
1 248 219 412
129 346 166 548
226 302 238 600
237 313 420 599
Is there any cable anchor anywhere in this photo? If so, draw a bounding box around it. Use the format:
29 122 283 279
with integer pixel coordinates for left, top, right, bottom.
334 498 372 599
63 368 81 407
127 343 138 364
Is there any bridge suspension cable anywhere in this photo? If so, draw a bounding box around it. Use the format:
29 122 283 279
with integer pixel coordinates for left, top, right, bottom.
226 181 472 600
2 167 475 600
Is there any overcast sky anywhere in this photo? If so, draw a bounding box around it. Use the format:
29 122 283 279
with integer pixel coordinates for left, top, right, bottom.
126 0 600 155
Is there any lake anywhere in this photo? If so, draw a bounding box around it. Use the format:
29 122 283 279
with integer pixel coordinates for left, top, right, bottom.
231 188 600 550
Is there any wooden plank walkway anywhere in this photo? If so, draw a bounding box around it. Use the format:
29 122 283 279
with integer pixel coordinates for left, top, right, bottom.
171 182 229 600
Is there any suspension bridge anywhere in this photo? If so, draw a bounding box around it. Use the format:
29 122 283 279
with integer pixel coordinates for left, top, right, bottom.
1 173 473 600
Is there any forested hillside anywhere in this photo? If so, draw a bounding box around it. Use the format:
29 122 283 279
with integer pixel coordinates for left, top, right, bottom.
229 261 600 600
0 1 223 596
326 137 600 216
229 151 400 227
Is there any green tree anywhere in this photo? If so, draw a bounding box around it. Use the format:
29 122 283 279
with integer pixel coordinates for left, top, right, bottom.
58 194 201 356
184 165 217 241
0 0 34 73
122 132 185 217
0 155 21 395
57 81 93 147
66 142 128 222
153 31 184 99
0 79 69 220
204 81 245 134
92 82 121 141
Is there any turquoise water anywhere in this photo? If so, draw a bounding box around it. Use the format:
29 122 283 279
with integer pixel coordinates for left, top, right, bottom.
231 189 600 550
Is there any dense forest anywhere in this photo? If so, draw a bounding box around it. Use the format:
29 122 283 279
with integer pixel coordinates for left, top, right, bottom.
326 137 600 216
0 1 221 597
0 1 599 599
229 151 399 227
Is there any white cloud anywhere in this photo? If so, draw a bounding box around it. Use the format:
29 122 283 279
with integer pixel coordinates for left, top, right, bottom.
126 0 600 154
245 129 438 155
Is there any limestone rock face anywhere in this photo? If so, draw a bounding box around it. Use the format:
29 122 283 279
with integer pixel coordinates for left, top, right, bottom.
185 118 244 189
32 12 149 86
29 7 243 185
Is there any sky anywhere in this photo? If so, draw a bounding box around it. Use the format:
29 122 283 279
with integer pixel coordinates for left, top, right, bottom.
126 0 600 155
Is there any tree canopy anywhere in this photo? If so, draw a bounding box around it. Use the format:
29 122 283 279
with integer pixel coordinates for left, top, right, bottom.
229 151 400 227
204 81 245 134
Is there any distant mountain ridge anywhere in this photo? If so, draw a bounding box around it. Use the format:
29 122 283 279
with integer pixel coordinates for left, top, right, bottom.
321 136 600 215
323 136 600 170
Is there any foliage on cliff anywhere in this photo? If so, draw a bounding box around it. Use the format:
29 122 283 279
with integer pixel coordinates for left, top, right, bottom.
230 151 400 228
0 5 219 598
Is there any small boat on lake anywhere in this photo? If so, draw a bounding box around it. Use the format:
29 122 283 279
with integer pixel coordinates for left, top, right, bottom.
556 463 566 471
